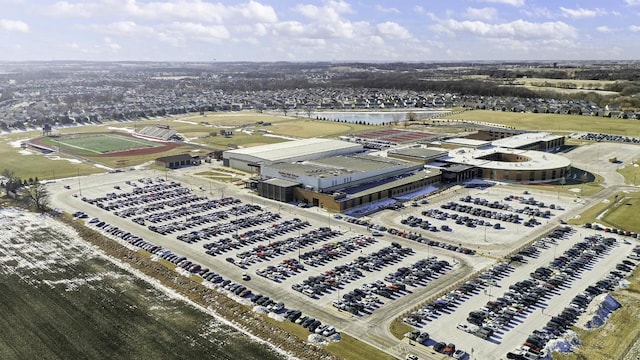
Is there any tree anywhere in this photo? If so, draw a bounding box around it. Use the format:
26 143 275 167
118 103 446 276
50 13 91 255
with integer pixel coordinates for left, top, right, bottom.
406 111 418 121
1 169 20 196
25 182 50 213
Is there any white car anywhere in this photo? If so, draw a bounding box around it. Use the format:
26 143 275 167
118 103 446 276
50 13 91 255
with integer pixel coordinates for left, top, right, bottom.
456 323 473 332
452 349 467 359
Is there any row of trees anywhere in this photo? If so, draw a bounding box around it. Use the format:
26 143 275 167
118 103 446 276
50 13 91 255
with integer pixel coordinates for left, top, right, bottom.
1 169 49 212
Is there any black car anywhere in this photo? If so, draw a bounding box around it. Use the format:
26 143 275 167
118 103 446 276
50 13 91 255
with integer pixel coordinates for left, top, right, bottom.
433 342 447 353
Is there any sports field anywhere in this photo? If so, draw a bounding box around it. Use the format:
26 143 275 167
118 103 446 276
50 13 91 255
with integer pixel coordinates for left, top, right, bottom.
43 133 161 155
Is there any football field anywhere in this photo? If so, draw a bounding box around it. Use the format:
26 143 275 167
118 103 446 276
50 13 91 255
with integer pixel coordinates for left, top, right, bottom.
44 133 162 155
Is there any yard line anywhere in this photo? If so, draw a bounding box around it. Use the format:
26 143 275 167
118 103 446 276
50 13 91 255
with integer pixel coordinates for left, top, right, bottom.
103 134 158 147
51 139 102 154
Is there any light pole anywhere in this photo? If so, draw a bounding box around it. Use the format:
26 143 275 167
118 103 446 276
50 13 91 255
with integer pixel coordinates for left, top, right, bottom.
77 169 82 196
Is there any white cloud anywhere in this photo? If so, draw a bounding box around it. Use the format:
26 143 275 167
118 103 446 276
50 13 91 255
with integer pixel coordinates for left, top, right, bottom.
560 7 606 19
414 5 425 14
376 22 412 39
375 5 400 14
596 26 613 33
48 0 278 24
478 0 525 6
629 25 640 32
93 20 229 46
104 37 120 50
0 19 29 32
464 7 497 20
625 0 640 5
432 19 577 40
520 7 552 18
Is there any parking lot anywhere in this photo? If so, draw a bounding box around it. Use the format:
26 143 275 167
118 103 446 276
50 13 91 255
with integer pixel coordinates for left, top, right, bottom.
48 168 639 360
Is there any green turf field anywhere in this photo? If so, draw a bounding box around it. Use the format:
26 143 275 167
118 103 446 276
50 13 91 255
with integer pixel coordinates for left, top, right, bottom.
42 133 161 155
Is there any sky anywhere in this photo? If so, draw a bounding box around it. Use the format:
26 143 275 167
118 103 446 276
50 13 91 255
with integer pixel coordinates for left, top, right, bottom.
1 0 640 62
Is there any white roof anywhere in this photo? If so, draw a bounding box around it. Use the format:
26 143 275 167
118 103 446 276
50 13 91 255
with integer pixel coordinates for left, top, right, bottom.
443 146 570 171
443 137 490 147
224 138 362 162
492 132 564 149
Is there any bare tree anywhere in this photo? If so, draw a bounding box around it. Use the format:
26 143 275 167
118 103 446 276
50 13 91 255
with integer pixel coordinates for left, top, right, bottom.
25 182 50 213
406 111 418 121
1 169 20 197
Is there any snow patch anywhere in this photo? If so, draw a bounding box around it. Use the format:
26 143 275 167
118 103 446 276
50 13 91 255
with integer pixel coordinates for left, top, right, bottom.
546 330 580 353
45 155 82 164
263 133 298 141
568 188 581 193
584 294 621 329
19 149 33 155
108 126 134 133
307 334 329 345
174 119 198 125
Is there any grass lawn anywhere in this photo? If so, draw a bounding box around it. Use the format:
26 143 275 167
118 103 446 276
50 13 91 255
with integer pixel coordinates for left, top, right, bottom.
566 191 640 232
0 132 100 180
389 320 413 340
441 110 640 136
269 119 378 138
602 195 640 233
326 333 396 360
617 158 640 186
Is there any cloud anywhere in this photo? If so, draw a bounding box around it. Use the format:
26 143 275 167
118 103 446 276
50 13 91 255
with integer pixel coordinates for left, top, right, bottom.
596 26 614 33
93 20 229 46
375 5 400 14
48 0 278 24
478 0 525 6
49 1 100 18
520 7 552 18
0 19 29 32
432 19 577 40
625 0 640 5
560 7 606 19
464 7 497 20
414 5 425 14
104 37 120 50
629 25 640 32
376 22 412 39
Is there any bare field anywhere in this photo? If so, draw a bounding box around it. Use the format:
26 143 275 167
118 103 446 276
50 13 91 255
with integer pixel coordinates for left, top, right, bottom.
442 110 640 136
0 208 285 360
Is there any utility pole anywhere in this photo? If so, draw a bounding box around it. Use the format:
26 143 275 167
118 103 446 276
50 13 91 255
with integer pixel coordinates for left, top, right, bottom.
77 169 82 196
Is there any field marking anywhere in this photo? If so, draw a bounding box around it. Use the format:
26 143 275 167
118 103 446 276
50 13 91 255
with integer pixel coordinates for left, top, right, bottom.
102 134 161 148
50 138 102 154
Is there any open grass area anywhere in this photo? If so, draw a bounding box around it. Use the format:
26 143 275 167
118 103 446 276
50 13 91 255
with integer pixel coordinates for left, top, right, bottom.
617 158 640 186
390 320 413 340
566 191 640 231
326 333 396 360
0 217 284 360
441 110 640 136
553 268 640 360
0 132 100 180
269 119 377 138
602 195 640 233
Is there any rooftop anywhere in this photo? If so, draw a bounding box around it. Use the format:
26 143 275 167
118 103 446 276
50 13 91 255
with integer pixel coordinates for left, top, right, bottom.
491 132 564 149
267 154 416 178
388 147 448 160
223 138 362 162
443 146 570 171
443 137 490 147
